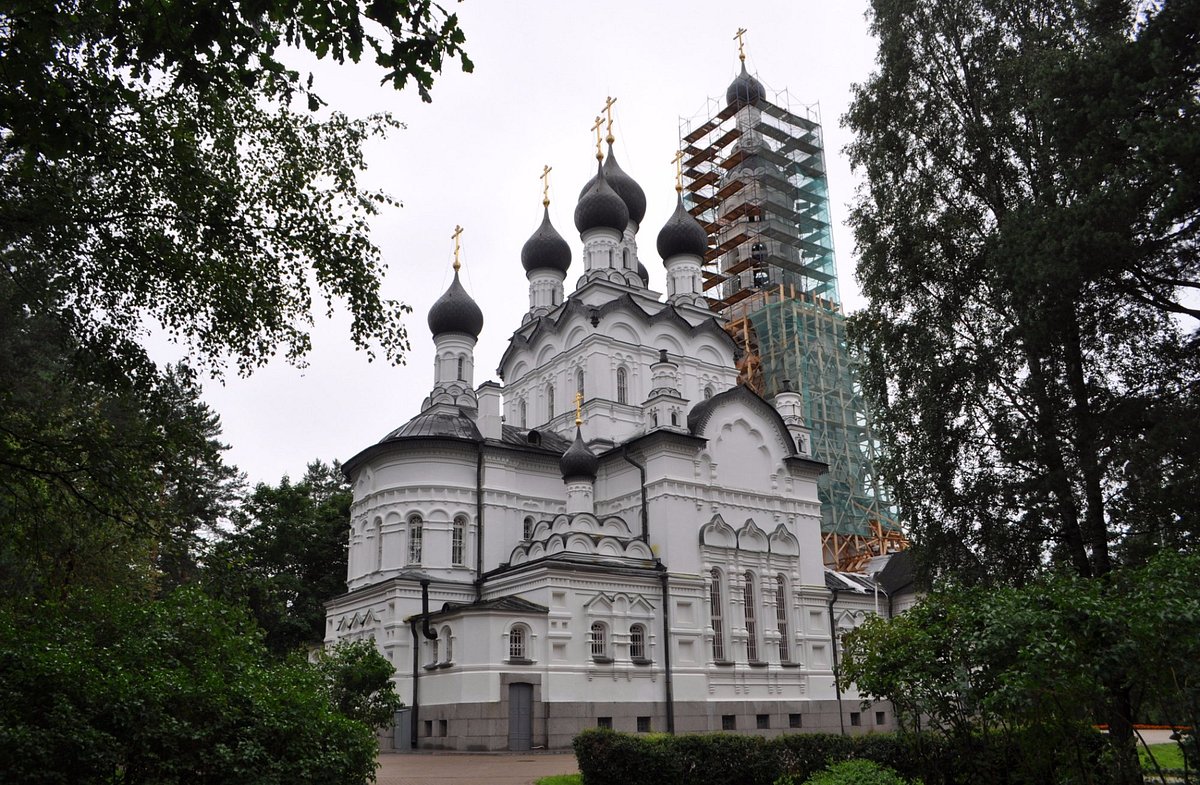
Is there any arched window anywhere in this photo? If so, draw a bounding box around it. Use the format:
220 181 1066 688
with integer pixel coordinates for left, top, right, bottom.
630 623 647 660
704 385 714 399
509 624 529 660
518 400 527 427
451 515 466 565
428 635 439 665
441 625 453 663
670 411 679 426
776 575 791 663
590 622 608 659
651 410 658 427
374 517 384 572
547 384 555 419
623 248 630 269
710 568 726 661
456 356 465 381
407 515 423 564
616 367 628 404
744 572 759 661
576 369 585 397
523 516 534 540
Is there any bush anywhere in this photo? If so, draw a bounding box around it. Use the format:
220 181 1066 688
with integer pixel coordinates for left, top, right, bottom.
801 759 920 785
0 589 380 785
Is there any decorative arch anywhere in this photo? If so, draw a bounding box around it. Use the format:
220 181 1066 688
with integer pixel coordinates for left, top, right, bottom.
700 514 737 549
737 519 769 552
768 524 800 555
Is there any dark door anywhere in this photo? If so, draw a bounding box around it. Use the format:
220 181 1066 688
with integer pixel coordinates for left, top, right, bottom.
508 682 533 751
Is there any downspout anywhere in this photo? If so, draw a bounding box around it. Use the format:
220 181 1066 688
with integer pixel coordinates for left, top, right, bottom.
828 587 846 736
409 619 420 748
657 561 675 734
474 441 485 602
411 578 438 749
621 446 649 543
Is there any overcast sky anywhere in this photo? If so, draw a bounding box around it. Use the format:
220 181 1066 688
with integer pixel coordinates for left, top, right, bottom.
186 1 881 486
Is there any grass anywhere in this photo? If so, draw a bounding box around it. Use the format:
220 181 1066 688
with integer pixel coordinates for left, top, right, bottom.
534 776 582 785
1139 742 1186 771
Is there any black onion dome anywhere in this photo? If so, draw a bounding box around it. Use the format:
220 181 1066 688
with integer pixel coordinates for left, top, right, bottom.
559 427 598 481
427 270 484 338
657 193 709 261
573 162 629 234
637 261 649 285
603 145 646 225
520 207 572 274
726 62 767 108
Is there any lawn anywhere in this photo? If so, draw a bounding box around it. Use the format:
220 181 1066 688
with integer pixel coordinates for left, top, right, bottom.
535 776 582 785
1139 742 1186 771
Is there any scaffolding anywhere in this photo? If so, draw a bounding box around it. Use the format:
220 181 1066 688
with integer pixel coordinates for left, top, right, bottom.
681 81 906 571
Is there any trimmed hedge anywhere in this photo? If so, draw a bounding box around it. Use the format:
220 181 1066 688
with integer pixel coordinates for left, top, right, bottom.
572 728 1112 785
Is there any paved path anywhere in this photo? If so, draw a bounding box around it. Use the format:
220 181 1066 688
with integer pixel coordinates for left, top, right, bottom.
376 753 579 785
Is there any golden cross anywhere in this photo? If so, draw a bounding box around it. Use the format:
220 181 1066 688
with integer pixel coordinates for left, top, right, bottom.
734 27 748 62
602 96 617 144
671 150 685 193
590 115 604 161
574 391 584 426
540 165 552 207
451 225 463 272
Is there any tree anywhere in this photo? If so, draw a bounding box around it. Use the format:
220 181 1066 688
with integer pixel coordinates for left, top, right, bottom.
847 0 1199 583
316 640 405 729
203 461 350 656
1 0 472 378
0 587 383 785
0 294 242 599
840 553 1200 785
1 0 469 593
846 2 1198 778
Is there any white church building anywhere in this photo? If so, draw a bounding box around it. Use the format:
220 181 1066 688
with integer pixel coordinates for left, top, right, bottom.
325 70 895 751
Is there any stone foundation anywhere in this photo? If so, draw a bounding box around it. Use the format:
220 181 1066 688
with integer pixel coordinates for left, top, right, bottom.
408 698 896 751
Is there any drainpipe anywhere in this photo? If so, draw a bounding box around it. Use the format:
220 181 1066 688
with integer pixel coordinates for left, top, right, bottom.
621 446 649 542
409 619 420 748
411 578 439 749
657 561 675 734
474 442 485 602
828 587 845 736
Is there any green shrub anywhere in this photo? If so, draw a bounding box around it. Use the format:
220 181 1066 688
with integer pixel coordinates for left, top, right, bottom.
802 759 920 785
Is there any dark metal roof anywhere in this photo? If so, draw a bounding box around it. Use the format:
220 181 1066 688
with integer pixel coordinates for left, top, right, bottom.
427 270 484 338
877 549 915 595
574 160 629 234
559 426 599 481
521 206 572 274
383 408 482 442
657 192 709 260
498 423 572 453
578 144 647 226
726 62 768 108
437 595 549 616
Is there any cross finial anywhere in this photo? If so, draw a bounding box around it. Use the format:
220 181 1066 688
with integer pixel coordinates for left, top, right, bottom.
540 165 552 207
574 391 584 426
734 27 748 62
602 96 617 144
671 150 685 193
451 225 463 272
590 116 604 161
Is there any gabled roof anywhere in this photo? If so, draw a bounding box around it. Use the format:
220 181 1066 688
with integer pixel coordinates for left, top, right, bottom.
497 294 736 379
